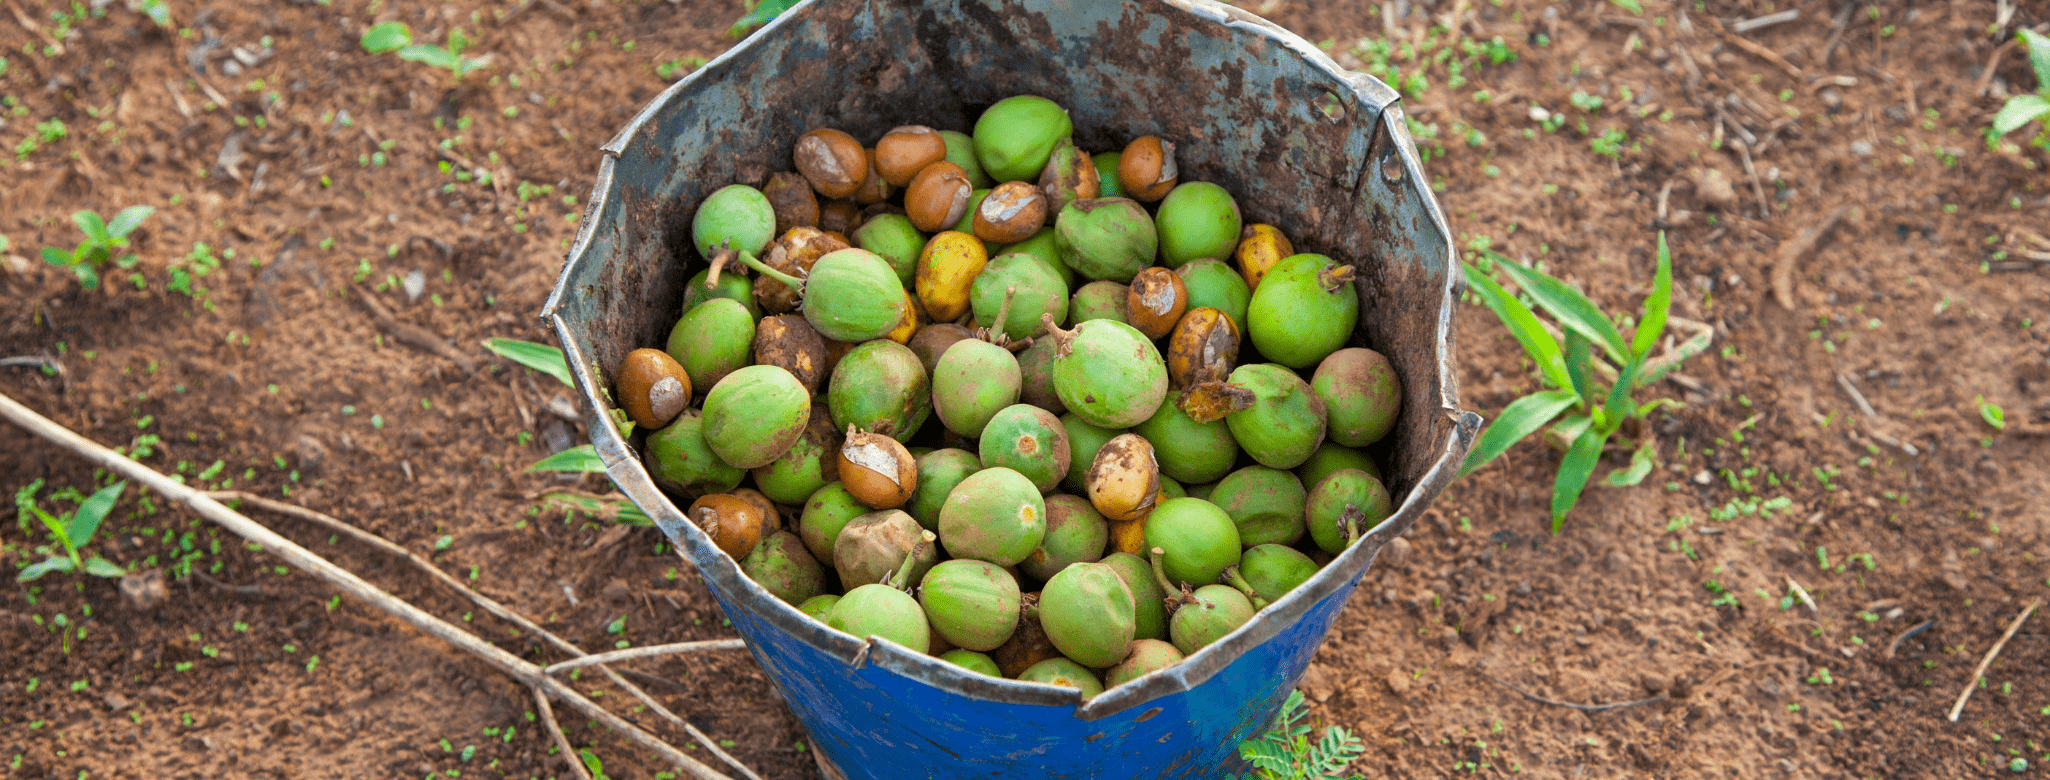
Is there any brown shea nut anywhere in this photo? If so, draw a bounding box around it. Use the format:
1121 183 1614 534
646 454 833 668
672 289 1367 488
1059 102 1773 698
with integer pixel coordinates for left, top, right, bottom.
752 315 829 393
1165 307 1239 389
973 181 1049 245
794 128 868 200
754 227 852 315
616 348 693 430
1117 136 1178 203
732 487 781 535
818 199 865 236
904 161 973 233
1126 267 1189 341
763 171 819 237
1037 137 1099 212
1087 433 1162 522
875 125 949 187
838 425 919 510
689 493 766 560
854 148 892 205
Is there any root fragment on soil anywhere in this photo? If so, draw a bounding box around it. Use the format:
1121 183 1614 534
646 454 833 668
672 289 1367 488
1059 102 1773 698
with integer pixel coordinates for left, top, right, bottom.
0 392 748 780
355 287 480 376
1946 599 2041 722
1768 207 1848 310
1482 674 1669 713
1884 619 1935 660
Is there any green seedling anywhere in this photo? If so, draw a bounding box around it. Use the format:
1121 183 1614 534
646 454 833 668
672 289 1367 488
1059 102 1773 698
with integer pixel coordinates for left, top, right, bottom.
484 338 574 388
167 242 219 297
136 0 171 27
359 22 490 79
1458 233 1708 532
1225 690 1366 780
1976 395 2006 430
729 0 798 38
1989 30 2050 145
41 206 154 290
15 480 129 582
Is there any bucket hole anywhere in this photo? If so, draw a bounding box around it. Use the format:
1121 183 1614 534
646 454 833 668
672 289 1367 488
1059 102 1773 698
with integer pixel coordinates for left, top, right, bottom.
1312 90 1346 122
1380 147 1405 186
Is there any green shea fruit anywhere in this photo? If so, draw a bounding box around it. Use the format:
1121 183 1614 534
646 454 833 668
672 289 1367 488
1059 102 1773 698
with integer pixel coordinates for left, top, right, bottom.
1068 280 1130 325
1020 494 1109 582
1153 182 1242 269
1158 475 1185 501
951 188 990 234
797 482 869 565
801 248 908 343
1183 481 1216 501
971 253 1068 341
643 410 745 496
1048 318 1168 429
937 467 1047 567
828 339 931 442
919 559 1022 651
1091 151 1124 198
700 365 811 469
1017 657 1103 697
692 183 776 259
829 583 930 654
939 129 993 189
1132 397 1239 485
1060 414 1124 494
1142 497 1242 588
833 509 936 589
1173 258 1251 332
1039 562 1136 669
1053 197 1157 284
1099 552 1168 641
665 297 755 393
680 267 761 319
852 213 927 287
1015 335 1066 416
752 403 842 505
1305 468 1392 554
1237 544 1318 603
940 648 1002 676
1224 363 1327 469
798 594 840 621
998 228 1073 290
1104 638 1182 687
1246 253 1359 369
977 405 1071 494
906 448 981 532
1296 442 1381 494
1169 584 1254 655
741 530 824 605
1313 347 1402 447
972 95 1073 184
932 339 1022 439
1210 465 1308 547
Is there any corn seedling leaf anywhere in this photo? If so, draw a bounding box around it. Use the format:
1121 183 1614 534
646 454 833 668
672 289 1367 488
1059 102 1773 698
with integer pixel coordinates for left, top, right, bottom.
1604 440 1658 487
1552 424 1611 533
82 557 127 578
17 556 76 582
484 338 575 387
1492 252 1629 364
1603 353 1644 431
1459 388 1579 478
1991 94 2050 136
106 206 154 240
527 444 605 474
1462 263 1572 391
1632 232 1672 359
65 481 125 551
360 21 413 54
1563 331 1594 402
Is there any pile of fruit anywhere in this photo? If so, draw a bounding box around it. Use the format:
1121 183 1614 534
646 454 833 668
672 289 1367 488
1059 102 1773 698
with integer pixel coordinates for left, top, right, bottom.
617 95 1402 698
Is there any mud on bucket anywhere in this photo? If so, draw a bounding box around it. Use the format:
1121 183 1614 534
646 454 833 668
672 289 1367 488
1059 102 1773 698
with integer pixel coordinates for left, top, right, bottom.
542 0 1478 776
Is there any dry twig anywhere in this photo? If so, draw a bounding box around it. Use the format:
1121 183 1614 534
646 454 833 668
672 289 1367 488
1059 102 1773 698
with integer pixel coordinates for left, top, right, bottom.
1819 1 1856 64
536 687 596 780
355 287 480 375
1947 600 2041 722
1885 619 1935 660
544 640 751 675
1784 577 1818 613
1769 207 1849 309
1720 29 1804 78
1731 10 1799 33
1732 139 1772 219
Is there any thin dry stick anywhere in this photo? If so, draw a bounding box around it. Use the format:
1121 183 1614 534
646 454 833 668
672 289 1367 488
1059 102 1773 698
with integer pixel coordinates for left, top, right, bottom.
1885 619 1935 660
1769 207 1849 310
1973 38 2020 98
1947 599 2042 722
1785 577 1818 613
1732 139 1772 219
536 687 596 780
0 392 736 780
1835 374 1878 419
1720 30 1804 78
1819 0 1856 65
1730 9 1799 33
545 640 750 675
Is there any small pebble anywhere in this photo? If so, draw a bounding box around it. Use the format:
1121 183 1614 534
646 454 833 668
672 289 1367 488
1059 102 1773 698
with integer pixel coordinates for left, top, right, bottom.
403 269 426 302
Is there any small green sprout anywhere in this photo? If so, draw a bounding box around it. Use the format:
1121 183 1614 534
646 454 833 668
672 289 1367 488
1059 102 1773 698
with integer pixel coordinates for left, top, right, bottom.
15 480 130 582
40 206 156 290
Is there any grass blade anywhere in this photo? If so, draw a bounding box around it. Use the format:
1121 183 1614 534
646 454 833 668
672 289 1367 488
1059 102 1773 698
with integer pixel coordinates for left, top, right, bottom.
17 557 76 582
1604 440 1657 486
65 482 126 549
1604 352 1643 427
1463 263 1573 392
527 444 605 473
1563 331 1593 402
1632 232 1673 359
1492 252 1629 363
1551 425 1612 533
82 557 128 578
484 338 575 388
1458 389 1579 478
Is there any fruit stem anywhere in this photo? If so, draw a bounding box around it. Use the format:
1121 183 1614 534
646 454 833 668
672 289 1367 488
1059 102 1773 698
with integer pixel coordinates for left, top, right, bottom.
1148 547 1192 612
1018 591 1040 622
1040 314 1076 358
1318 263 1357 293
729 248 805 290
886 540 923 592
1219 566 1269 610
1341 504 1364 548
706 247 732 286
986 284 1017 344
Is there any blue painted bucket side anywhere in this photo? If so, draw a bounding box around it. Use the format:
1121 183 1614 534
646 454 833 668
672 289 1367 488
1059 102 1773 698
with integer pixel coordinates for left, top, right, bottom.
543 1 1480 777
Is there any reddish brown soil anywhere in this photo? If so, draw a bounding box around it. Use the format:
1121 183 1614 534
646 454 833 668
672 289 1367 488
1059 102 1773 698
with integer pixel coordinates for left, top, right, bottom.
2 0 2046 779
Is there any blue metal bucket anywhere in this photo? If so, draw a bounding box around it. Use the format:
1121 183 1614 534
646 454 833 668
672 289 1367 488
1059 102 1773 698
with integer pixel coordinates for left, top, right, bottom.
543 1 1479 776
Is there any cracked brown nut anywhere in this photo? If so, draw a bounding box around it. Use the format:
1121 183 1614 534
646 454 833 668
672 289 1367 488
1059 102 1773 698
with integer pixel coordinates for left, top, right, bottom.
972 181 1049 245
904 161 973 233
854 149 892 205
762 171 819 237
1086 433 1161 523
794 128 869 200
1126 267 1189 341
818 199 864 236
838 425 920 510
616 347 693 431
1164 307 1239 389
875 125 949 187
1116 136 1178 203
690 492 767 560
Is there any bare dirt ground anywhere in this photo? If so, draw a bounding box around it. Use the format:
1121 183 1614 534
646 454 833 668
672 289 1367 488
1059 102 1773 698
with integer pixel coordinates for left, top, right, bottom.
2 0 2045 778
